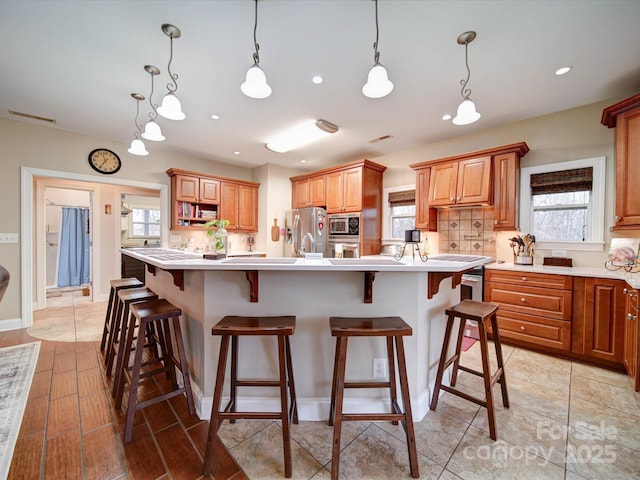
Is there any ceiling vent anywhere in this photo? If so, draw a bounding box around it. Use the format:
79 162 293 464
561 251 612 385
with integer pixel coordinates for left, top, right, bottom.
368 134 393 144
8 110 57 124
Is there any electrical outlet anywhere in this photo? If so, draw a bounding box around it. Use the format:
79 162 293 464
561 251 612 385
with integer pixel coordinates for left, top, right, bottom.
170 234 182 243
373 358 387 378
0 233 18 243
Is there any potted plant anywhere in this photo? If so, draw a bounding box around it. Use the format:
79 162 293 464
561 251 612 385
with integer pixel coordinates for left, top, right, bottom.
202 218 230 254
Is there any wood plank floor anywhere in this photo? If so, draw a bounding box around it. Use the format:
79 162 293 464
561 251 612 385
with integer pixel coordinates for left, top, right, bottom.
1 327 247 480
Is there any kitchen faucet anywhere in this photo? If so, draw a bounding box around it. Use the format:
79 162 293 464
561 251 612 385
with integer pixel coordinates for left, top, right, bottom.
301 232 316 253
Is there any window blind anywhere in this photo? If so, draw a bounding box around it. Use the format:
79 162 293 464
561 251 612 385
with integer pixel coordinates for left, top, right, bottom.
388 189 415 206
530 167 593 195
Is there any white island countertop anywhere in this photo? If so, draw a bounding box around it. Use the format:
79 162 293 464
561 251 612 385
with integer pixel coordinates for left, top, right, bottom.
120 248 492 273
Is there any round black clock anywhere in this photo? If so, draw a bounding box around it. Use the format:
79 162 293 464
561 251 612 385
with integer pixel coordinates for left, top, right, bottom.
88 148 121 174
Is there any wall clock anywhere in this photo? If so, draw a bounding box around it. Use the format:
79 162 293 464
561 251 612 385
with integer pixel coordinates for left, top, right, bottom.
88 148 121 174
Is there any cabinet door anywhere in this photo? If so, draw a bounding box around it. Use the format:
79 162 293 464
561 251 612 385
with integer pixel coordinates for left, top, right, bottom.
219 182 239 230
415 168 437 230
456 156 492 205
175 175 199 202
291 179 309 208
614 107 640 228
326 171 344 213
341 167 362 212
428 162 457 206
582 278 626 363
309 175 327 207
623 288 639 390
493 153 519 230
199 178 220 203
237 184 258 231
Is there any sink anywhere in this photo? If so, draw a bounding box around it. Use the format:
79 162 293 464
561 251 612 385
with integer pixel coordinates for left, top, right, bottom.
222 258 298 264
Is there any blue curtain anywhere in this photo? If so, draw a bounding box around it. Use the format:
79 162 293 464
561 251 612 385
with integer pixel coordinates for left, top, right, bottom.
57 207 90 287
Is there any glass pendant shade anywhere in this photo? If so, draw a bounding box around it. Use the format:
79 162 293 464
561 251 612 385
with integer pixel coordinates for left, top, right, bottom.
241 64 272 99
141 120 165 141
128 138 149 156
452 99 481 125
362 63 394 98
157 93 185 120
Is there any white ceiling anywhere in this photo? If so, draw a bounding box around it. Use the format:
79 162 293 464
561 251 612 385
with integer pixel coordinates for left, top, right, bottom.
1 1 639 171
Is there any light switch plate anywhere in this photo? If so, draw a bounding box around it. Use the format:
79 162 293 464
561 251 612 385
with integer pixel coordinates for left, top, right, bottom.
0 233 19 243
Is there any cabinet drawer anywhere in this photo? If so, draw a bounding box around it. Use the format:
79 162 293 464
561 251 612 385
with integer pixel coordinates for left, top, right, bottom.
485 269 572 290
488 311 571 351
485 282 572 320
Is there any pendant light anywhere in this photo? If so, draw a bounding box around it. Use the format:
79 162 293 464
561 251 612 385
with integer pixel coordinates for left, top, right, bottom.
127 93 149 156
240 0 272 99
452 31 481 126
157 24 186 120
141 65 165 141
362 0 393 99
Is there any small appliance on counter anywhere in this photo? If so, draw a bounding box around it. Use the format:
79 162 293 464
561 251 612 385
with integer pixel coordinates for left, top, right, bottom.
509 233 535 265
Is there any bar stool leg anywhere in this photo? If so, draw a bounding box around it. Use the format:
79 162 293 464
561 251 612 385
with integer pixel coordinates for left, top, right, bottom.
450 316 467 387
386 336 399 425
477 318 497 440
171 314 195 414
202 335 231 475
227 335 239 422
100 288 116 352
278 336 292 478
115 310 138 410
430 314 456 411
124 319 149 443
491 313 510 408
327 335 342 427
284 336 298 424
331 336 348 480
395 336 419 478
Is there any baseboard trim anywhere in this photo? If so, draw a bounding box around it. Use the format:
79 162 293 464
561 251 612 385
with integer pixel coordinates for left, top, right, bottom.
0 318 24 332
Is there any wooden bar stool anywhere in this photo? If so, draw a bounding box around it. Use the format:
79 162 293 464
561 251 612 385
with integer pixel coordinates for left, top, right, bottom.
115 298 195 443
106 287 159 391
430 299 509 440
100 277 144 353
328 316 419 480
202 316 298 478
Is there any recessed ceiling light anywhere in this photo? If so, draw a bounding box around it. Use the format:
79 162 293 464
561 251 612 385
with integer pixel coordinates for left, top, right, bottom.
211 114 220 120
555 66 573 76
312 75 324 84
442 114 452 121
233 151 240 155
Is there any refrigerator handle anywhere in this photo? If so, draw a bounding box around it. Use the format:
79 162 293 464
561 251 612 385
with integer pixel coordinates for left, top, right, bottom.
293 214 301 256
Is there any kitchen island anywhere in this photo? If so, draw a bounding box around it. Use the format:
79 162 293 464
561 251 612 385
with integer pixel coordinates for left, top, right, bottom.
121 248 492 421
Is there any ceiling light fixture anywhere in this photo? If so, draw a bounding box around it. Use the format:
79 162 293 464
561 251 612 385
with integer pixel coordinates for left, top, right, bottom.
141 65 165 141
241 0 272 99
266 119 338 153
127 93 149 156
157 24 185 120
362 0 393 99
452 31 481 126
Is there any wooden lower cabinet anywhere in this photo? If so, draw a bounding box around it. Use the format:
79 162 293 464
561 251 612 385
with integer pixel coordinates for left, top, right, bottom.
485 270 630 371
572 277 626 365
623 287 639 391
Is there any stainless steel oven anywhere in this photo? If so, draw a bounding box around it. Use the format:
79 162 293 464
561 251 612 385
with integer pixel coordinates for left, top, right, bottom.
328 237 360 258
461 267 484 339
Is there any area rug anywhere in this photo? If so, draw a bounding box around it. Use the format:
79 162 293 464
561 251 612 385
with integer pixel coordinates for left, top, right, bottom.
461 336 477 351
0 342 40 480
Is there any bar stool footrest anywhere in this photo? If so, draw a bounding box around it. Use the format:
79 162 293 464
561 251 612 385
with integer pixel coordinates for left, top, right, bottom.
343 381 392 389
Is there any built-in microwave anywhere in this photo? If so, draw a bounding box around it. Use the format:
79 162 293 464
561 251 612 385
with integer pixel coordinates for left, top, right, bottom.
328 213 360 236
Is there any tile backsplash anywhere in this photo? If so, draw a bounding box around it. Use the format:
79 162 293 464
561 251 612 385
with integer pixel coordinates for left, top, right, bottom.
438 207 496 257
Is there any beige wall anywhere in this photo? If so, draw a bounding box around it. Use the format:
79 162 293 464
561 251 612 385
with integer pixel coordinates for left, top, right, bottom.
1 94 636 326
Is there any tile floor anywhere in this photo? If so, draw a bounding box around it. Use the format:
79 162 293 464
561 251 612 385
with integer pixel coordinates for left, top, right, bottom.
6 293 640 479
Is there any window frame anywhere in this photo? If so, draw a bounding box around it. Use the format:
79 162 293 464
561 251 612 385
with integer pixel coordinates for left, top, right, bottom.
382 184 416 241
519 156 606 251
129 207 161 239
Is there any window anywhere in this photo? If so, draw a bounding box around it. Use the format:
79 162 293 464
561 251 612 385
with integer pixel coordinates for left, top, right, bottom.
520 157 605 251
131 208 161 237
383 186 416 240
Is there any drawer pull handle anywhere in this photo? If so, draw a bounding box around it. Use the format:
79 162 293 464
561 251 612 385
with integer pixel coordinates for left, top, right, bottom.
521 277 527 281
521 298 526 302
520 326 526 331
629 313 637 321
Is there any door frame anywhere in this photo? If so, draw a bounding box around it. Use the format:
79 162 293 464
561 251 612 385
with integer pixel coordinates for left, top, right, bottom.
21 166 169 328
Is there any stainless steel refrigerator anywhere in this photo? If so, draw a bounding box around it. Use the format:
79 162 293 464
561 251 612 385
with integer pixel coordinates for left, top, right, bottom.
284 207 327 257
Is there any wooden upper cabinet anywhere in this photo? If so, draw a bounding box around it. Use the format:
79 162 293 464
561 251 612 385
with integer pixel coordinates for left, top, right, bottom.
428 162 457 206
493 152 520 230
427 156 491 206
326 166 363 213
167 168 258 232
602 94 640 230
292 174 326 208
414 168 437 230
